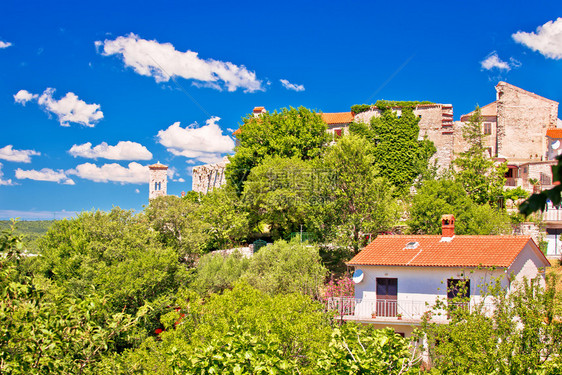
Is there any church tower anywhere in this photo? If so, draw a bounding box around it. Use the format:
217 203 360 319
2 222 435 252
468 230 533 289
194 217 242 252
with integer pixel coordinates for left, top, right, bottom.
149 162 168 200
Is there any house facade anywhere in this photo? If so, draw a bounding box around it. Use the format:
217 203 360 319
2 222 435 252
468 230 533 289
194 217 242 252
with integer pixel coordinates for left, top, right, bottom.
337 215 550 338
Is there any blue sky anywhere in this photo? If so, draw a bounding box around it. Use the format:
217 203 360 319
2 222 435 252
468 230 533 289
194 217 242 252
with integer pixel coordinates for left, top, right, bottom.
0 0 561 219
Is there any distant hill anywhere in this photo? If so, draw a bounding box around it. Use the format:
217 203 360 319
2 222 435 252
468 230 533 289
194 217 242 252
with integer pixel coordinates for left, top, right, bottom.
0 220 55 252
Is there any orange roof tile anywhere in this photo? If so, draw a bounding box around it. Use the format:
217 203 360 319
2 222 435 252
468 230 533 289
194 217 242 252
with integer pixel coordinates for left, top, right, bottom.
321 112 354 125
347 235 548 268
233 128 242 135
460 101 497 121
546 128 562 138
148 162 168 169
253 106 265 112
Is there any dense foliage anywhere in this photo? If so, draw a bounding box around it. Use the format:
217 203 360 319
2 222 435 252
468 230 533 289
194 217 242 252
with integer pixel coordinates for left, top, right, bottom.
226 107 330 194
349 107 436 194
351 100 434 114
408 179 512 235
454 106 507 205
420 276 562 374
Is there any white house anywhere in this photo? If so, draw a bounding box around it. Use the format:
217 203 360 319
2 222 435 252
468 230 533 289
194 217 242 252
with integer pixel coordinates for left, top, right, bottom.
336 215 551 338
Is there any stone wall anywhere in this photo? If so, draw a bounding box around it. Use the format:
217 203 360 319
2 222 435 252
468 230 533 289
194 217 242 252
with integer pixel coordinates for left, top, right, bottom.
354 104 455 171
496 82 559 161
192 157 229 194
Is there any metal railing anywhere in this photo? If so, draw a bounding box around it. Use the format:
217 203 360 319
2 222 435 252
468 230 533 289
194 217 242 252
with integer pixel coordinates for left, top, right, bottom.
326 297 495 322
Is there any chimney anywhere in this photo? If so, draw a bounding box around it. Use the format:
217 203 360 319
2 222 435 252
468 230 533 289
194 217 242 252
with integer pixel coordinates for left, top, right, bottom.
441 214 455 238
253 106 266 117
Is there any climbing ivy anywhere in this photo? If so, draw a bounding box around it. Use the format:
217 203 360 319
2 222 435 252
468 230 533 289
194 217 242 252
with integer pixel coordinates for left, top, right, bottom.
351 100 434 114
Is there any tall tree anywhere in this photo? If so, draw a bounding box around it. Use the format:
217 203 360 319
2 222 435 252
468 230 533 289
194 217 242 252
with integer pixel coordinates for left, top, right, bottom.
349 107 436 195
226 107 329 194
408 179 511 235
453 106 506 205
242 156 313 239
311 135 400 252
144 195 210 260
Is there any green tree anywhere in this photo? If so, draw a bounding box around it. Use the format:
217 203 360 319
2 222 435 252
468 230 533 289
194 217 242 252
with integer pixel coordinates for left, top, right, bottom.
454 106 507 205
420 276 562 374
311 135 400 252
144 195 210 261
242 156 313 239
192 251 250 295
36 208 185 322
349 107 436 194
0 226 147 374
199 187 250 250
408 179 511 235
226 107 329 193
242 238 327 297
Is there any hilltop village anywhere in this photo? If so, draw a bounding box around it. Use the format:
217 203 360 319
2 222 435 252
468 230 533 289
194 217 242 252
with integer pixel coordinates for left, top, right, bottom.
5 81 562 373
152 81 562 257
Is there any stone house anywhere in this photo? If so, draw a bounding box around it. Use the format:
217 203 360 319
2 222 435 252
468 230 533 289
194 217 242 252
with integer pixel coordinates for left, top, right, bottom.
334 215 550 338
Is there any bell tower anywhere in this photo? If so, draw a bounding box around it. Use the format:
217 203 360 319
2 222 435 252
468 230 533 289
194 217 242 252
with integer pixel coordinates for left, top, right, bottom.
149 162 168 200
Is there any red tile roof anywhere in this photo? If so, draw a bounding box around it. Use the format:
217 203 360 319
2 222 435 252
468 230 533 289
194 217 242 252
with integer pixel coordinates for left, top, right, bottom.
253 106 265 112
546 128 562 138
460 101 497 121
321 112 354 125
233 128 242 135
347 235 547 268
148 162 168 169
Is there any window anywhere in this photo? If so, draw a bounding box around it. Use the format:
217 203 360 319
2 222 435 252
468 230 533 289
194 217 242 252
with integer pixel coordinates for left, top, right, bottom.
483 122 492 135
405 241 419 249
447 279 470 315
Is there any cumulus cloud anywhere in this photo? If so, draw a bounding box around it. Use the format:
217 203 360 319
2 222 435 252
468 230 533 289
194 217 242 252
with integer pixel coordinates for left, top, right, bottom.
480 52 512 71
0 41 12 49
513 18 562 59
13 90 38 105
15 167 74 184
280 79 305 92
68 162 149 184
69 141 152 160
0 163 15 186
15 88 103 127
157 116 234 163
135 188 140 194
96 33 263 92
0 145 40 163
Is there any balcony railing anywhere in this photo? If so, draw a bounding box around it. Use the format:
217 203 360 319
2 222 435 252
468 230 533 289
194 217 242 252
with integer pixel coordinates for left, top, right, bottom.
542 202 562 222
326 297 494 323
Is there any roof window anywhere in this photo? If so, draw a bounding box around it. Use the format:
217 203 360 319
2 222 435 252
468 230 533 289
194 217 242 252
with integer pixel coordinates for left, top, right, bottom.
405 241 419 249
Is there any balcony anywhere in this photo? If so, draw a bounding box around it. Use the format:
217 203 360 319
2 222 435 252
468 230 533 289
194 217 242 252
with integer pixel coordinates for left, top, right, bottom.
542 202 562 222
326 297 494 324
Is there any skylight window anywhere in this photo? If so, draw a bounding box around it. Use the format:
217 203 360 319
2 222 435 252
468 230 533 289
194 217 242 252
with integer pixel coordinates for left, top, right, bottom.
405 241 419 249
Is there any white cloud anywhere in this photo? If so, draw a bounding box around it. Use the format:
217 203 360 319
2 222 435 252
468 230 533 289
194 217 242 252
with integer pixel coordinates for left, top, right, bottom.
37 88 103 127
0 41 12 49
96 33 263 92
15 88 103 127
68 162 149 184
157 116 234 163
69 141 152 160
14 90 38 105
177 177 185 183
480 52 511 71
513 18 562 59
135 188 140 194
0 145 40 163
15 167 74 184
280 79 305 92
0 163 15 186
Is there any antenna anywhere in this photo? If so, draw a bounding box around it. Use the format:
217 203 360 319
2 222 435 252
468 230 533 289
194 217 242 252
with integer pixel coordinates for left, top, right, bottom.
352 269 364 284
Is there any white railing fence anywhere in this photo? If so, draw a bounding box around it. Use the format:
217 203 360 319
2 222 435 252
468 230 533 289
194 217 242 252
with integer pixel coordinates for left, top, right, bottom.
326 297 495 321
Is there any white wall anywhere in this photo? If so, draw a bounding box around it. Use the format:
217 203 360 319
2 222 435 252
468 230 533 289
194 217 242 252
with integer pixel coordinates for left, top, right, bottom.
508 242 548 287
354 265 508 306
